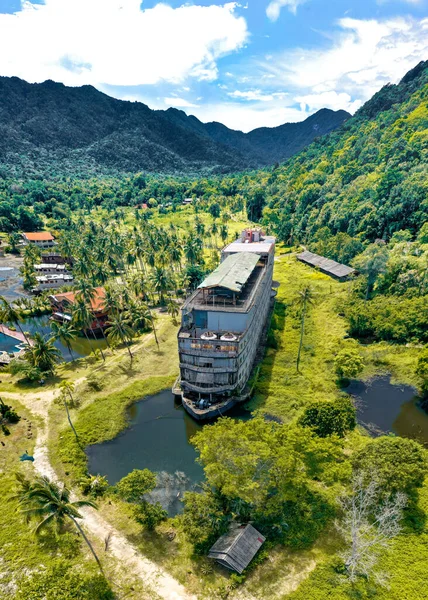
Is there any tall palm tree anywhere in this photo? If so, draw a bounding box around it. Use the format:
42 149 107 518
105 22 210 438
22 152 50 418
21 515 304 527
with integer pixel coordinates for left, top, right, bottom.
0 297 30 345
295 285 315 373
105 313 134 361
150 267 172 305
75 282 109 355
50 321 78 363
24 333 62 375
71 300 97 358
58 381 79 442
12 474 103 572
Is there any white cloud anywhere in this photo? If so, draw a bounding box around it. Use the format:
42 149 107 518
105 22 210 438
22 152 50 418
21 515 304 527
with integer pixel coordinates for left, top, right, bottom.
266 0 307 21
258 16 428 107
0 0 248 86
164 97 200 108
191 102 307 131
295 91 362 113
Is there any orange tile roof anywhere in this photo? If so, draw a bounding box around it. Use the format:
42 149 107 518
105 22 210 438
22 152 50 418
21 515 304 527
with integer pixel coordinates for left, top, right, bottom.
53 287 107 312
23 232 54 241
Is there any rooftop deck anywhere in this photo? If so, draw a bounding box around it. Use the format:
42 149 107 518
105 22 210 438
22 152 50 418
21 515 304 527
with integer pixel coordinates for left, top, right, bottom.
183 264 266 314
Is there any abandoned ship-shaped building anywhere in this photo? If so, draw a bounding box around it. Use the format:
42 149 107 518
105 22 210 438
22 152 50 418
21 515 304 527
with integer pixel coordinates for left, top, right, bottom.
175 228 275 419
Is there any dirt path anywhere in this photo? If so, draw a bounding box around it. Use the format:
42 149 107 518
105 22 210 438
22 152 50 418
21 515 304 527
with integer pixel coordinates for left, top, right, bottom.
3 388 196 600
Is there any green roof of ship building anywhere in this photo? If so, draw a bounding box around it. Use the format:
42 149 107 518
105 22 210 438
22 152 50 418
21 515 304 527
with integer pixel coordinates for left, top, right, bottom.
198 252 260 293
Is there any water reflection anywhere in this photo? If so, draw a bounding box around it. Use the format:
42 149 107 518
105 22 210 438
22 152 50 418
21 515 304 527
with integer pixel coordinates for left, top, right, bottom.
346 375 428 447
86 390 252 515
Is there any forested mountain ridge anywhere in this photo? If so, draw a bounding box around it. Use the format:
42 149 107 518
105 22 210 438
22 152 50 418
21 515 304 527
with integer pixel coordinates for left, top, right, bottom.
258 60 428 243
0 76 349 176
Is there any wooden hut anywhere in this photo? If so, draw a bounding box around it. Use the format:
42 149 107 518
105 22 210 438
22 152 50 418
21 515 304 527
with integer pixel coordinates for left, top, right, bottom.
297 250 356 281
208 524 265 573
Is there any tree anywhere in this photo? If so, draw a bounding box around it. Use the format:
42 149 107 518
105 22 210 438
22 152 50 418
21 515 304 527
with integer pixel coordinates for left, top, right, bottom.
334 347 364 381
299 397 356 438
0 296 30 345
7 232 21 253
246 188 266 222
12 474 103 573
51 321 78 362
115 469 167 531
24 332 62 375
71 300 97 357
105 313 134 361
182 486 229 554
336 474 407 583
209 202 221 219
115 469 157 502
352 437 428 496
416 347 428 397
295 286 315 372
352 243 390 300
57 381 79 442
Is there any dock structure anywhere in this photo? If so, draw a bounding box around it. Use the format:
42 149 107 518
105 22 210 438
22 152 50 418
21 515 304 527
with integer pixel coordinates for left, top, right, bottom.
208 524 266 573
175 228 275 420
297 250 356 281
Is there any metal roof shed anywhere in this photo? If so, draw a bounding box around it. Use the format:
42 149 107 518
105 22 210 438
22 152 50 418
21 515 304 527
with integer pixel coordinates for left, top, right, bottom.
208 524 266 573
198 253 260 294
297 250 356 281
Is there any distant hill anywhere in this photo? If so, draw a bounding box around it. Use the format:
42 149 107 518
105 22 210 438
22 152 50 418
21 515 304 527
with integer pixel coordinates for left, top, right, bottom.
0 76 350 176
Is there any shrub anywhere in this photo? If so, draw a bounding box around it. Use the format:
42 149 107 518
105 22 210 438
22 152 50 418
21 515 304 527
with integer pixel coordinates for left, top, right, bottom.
299 397 356 437
334 347 364 381
352 436 428 495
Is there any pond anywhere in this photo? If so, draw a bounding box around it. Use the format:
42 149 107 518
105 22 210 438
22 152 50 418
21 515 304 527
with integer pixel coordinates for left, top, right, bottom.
0 332 23 354
21 315 106 361
86 390 251 515
347 375 428 447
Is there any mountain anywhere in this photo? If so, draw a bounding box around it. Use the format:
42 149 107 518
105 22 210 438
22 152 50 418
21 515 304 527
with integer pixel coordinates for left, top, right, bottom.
0 76 349 176
255 59 428 243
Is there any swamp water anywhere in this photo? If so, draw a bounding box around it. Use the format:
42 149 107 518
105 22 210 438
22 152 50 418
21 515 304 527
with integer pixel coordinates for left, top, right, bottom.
347 375 428 447
86 390 251 515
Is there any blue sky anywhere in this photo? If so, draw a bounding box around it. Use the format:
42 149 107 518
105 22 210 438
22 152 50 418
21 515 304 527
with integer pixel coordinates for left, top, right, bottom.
0 0 427 131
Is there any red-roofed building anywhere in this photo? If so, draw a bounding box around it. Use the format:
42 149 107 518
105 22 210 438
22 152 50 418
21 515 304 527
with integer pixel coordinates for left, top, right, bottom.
49 287 108 332
22 232 55 248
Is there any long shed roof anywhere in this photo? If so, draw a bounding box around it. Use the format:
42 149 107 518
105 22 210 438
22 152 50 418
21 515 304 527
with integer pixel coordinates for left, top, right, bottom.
198 252 260 293
297 250 356 279
208 524 266 573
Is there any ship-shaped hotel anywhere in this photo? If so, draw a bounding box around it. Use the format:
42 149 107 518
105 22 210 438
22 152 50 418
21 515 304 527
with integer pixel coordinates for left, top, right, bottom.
174 228 275 419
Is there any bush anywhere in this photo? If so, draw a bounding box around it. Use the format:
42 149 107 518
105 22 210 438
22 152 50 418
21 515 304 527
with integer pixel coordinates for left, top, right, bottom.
416 347 428 397
15 560 113 600
334 347 364 381
352 436 428 495
134 500 167 530
299 397 356 437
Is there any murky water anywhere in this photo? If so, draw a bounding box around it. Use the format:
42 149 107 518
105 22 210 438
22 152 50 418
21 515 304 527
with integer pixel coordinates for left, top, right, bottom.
86 390 251 514
347 375 428 446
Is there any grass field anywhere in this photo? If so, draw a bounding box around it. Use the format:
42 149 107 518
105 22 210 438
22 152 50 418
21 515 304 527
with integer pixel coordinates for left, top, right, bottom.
1 247 426 599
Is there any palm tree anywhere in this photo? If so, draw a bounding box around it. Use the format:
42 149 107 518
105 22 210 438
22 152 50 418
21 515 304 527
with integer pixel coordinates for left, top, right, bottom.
24 332 62 375
105 313 134 361
50 321 78 362
71 300 97 358
75 282 109 355
0 297 30 345
295 286 315 373
149 266 172 305
12 474 103 572
58 381 79 442
167 297 180 323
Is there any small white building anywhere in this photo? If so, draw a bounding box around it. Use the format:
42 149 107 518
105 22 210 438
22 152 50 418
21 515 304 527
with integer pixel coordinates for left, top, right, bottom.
34 263 69 275
33 273 73 291
22 232 56 248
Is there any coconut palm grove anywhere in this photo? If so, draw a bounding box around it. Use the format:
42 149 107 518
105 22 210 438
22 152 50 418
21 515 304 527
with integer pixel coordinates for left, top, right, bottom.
0 17 427 600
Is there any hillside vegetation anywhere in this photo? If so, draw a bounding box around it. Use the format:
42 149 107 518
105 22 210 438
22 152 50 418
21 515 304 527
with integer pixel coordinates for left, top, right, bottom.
0 76 348 177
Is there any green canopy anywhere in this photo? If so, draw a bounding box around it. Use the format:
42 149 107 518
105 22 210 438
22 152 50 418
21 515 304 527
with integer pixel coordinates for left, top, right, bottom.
198 252 259 293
